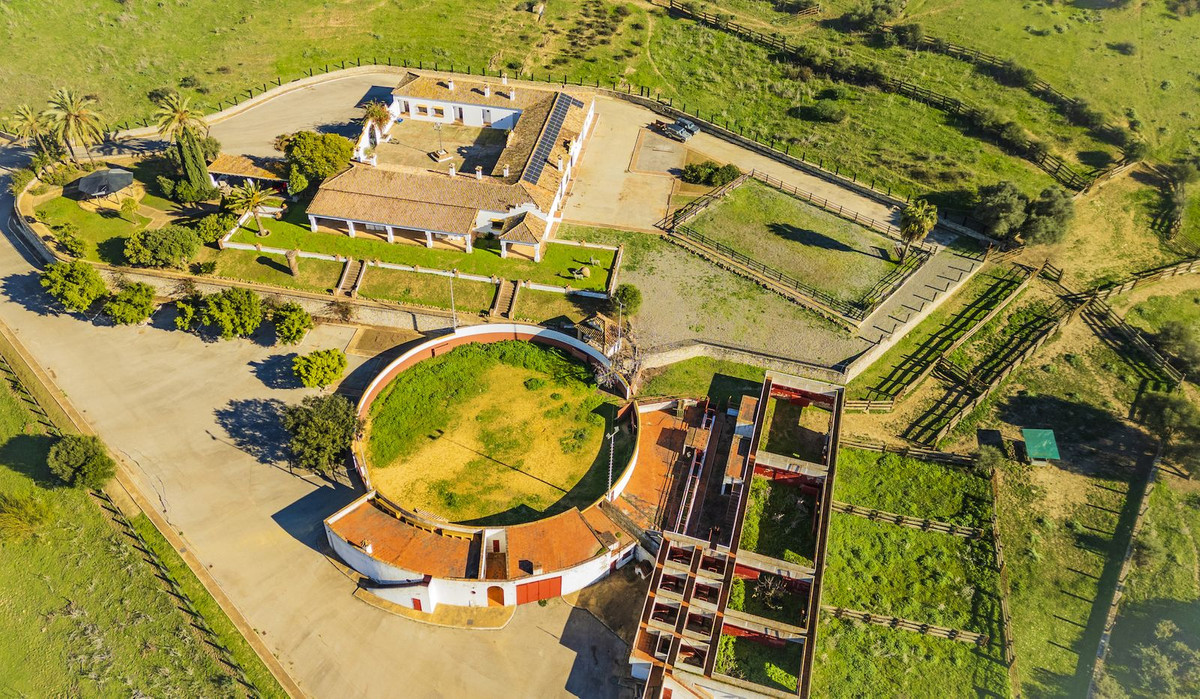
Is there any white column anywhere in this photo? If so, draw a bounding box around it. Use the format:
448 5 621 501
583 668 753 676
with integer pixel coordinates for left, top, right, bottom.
346 220 356 238
385 226 394 244
424 231 433 248
308 215 318 232
533 244 542 263
465 235 473 253
500 241 508 258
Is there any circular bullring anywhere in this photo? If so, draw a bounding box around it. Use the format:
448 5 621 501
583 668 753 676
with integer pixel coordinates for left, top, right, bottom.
355 325 637 527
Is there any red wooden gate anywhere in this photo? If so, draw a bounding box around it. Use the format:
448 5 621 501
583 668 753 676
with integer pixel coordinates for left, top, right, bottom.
515 577 562 604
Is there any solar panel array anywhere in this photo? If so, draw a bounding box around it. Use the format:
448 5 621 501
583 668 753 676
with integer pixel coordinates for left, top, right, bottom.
521 93 584 185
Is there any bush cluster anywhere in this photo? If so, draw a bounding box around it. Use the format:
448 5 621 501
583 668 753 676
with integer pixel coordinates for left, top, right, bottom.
972 182 1074 244
124 225 200 269
48 435 116 489
292 348 347 388
175 287 263 340
681 160 742 186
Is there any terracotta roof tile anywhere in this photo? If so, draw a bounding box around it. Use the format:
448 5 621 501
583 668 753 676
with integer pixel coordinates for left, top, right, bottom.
505 508 606 579
495 212 546 244
208 153 286 180
327 499 476 579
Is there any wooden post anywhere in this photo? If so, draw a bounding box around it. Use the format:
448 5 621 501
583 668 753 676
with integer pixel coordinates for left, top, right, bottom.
286 249 300 277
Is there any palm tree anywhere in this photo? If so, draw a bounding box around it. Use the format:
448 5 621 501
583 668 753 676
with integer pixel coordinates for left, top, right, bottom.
7 104 51 156
361 100 391 135
153 92 206 142
899 199 938 261
41 88 104 164
226 181 272 237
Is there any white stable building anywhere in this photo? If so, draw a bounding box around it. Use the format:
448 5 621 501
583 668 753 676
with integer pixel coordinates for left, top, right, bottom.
306 72 596 262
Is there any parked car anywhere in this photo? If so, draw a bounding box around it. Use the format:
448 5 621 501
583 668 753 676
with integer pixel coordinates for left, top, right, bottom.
655 120 691 142
674 117 700 136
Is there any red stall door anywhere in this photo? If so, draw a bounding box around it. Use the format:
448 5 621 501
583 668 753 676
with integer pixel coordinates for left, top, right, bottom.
516 577 563 604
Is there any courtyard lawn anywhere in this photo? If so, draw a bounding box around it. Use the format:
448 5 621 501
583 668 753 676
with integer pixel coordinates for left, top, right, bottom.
35 195 149 264
511 288 607 325
637 357 766 405
834 449 992 528
810 616 1011 699
686 180 900 303
356 266 497 316
739 476 818 567
364 341 631 525
726 574 809 628
212 249 344 295
1099 475 1200 698
714 634 803 693
758 396 831 463
822 515 1002 633
0 386 240 695
233 210 615 291
1120 286 1200 336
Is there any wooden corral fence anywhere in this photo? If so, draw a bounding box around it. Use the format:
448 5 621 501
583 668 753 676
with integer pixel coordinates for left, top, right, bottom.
664 0 1093 190
1086 257 1200 302
1085 299 1185 387
832 501 984 539
823 606 989 646
657 171 751 230
1088 449 1160 698
748 170 906 239
927 299 1080 445
637 337 849 385
839 437 976 467
844 263 1039 415
990 472 1021 695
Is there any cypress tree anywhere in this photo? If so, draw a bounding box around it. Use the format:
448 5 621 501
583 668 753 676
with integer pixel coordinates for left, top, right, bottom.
179 127 211 190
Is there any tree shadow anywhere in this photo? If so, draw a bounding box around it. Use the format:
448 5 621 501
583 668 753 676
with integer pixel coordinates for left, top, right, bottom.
249 353 297 389
97 237 128 265
0 433 58 487
1101 597 1200 694
1077 149 1116 170
270 480 360 554
213 398 289 466
560 604 629 699
766 222 861 256
1 271 63 317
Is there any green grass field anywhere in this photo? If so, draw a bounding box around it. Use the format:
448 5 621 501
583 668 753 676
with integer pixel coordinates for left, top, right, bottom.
511 288 607 325
235 211 614 291
834 448 991 527
1099 476 1200 698
0 384 237 694
1121 286 1200 335
35 195 149 264
714 634 803 692
686 180 900 303
810 616 1010 698
739 476 818 566
758 397 830 463
637 357 766 405
364 341 630 524
356 266 498 316
822 514 1002 633
212 249 344 295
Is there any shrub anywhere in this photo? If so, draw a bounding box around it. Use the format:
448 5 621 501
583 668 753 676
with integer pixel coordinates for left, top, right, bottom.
272 302 313 345
292 348 347 388
524 377 547 391
611 283 642 316
175 294 201 331
155 174 176 199
193 213 237 244
172 180 220 203
1066 100 1108 130
201 287 263 339
973 182 1029 241
284 131 354 182
103 281 156 325
282 394 361 472
0 492 54 541
1110 41 1137 55
728 576 746 610
287 167 309 196
54 224 86 258
1022 187 1074 244
998 121 1028 152
806 99 848 123
992 59 1036 88
681 160 718 185
47 435 116 489
9 168 35 196
844 0 903 30
40 259 106 312
124 224 200 268
893 23 924 47
119 197 139 222
710 163 742 186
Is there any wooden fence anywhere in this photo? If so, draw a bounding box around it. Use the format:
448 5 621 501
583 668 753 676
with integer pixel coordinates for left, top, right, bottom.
749 170 905 239
665 0 1093 190
844 263 1038 415
928 300 1079 445
832 501 984 538
823 606 989 646
657 171 751 230
1086 299 1185 387
1087 257 1200 302
990 472 1021 695
839 437 976 467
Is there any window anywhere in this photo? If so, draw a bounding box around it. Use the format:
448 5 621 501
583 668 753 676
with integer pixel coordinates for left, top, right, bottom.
432 106 445 118
490 219 504 231
415 105 429 116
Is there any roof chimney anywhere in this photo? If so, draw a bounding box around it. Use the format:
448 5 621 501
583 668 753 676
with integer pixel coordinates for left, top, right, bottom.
483 83 491 98
502 164 510 178
362 540 373 554
448 163 456 177
475 165 483 180
557 155 564 171
447 78 455 91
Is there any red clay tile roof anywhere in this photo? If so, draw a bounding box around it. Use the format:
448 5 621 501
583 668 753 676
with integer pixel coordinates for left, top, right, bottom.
504 508 606 579
328 500 475 579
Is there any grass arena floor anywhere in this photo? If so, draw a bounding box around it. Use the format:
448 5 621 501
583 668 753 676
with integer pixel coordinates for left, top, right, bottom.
364 341 628 526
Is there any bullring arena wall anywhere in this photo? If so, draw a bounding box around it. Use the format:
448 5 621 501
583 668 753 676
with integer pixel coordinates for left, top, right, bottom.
326 324 642 611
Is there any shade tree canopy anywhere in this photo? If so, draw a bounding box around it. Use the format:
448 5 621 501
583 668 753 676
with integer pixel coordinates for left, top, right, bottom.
40 259 106 312
48 435 116 489
123 224 200 268
282 394 362 472
284 131 354 183
103 281 156 325
292 348 346 388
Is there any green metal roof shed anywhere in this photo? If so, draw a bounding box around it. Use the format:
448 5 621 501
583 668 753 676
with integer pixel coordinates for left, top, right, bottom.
1022 428 1060 462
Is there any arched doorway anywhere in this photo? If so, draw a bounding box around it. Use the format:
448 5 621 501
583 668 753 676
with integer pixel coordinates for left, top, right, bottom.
487 585 505 607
